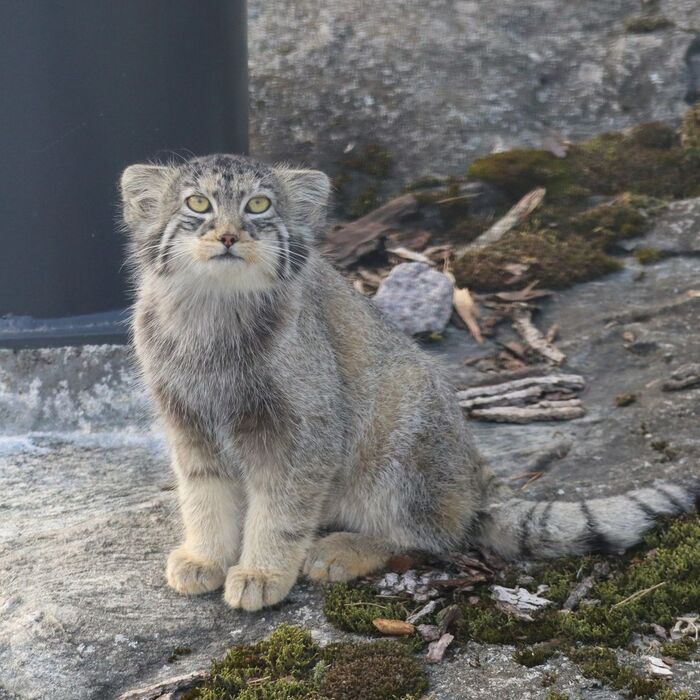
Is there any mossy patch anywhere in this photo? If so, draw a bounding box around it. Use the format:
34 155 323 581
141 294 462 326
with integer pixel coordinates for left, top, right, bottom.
513 642 559 667
660 637 698 661
184 624 427 700
333 145 393 220
322 515 700 697
453 110 700 290
635 247 667 265
624 15 674 33
571 646 664 698
322 583 411 635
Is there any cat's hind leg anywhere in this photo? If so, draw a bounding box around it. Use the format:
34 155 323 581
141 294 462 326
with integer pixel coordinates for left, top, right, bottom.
302 532 398 582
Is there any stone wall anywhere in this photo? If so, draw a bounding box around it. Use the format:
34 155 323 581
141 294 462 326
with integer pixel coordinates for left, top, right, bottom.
248 0 700 195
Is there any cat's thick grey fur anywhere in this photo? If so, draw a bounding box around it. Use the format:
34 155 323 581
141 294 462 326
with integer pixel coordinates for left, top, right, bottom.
120 154 697 611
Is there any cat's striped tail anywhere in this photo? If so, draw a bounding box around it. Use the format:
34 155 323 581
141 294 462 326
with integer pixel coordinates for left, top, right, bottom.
475 481 698 559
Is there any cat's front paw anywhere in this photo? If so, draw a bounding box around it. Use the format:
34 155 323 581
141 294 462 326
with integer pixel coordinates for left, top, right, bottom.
224 566 296 611
166 546 225 595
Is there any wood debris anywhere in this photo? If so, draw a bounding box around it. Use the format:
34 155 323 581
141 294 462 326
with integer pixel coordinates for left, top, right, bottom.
117 670 208 700
491 585 553 612
671 616 699 641
372 618 416 636
453 287 484 344
495 281 552 303
494 600 534 622
662 363 700 392
457 374 585 423
386 246 433 265
645 656 673 677
407 600 440 624
512 307 565 364
455 187 546 256
417 624 441 642
561 562 610 612
321 193 420 268
425 633 455 663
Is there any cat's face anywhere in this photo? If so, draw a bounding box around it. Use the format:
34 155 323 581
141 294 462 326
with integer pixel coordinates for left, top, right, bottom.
120 155 330 292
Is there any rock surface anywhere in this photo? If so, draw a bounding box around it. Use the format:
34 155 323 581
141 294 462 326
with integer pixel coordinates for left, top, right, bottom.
248 1 700 189
2 201 700 698
372 262 454 335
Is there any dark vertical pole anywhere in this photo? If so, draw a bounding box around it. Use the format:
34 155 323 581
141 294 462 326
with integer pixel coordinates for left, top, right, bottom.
0 0 248 346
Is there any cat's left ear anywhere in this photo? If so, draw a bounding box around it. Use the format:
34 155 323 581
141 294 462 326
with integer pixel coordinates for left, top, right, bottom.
274 167 331 232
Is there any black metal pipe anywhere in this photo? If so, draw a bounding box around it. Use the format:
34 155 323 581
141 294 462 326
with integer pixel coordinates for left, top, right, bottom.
0 0 248 346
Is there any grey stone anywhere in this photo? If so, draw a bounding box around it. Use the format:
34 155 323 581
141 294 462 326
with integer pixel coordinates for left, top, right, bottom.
372 262 454 335
634 198 700 254
248 1 700 191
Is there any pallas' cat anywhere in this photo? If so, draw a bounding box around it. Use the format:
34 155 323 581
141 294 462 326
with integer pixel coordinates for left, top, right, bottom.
120 154 696 611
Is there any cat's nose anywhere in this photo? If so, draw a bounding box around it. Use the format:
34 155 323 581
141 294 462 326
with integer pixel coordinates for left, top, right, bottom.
219 232 239 248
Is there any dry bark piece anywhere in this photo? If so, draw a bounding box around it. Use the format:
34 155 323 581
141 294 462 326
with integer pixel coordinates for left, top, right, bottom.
321 193 419 267
407 600 440 624
491 585 553 611
470 402 585 423
512 307 565 364
662 363 700 391
456 374 585 401
372 618 416 636
117 670 208 700
425 633 455 663
453 287 484 344
561 562 610 612
494 600 534 622
417 624 441 642
646 656 673 677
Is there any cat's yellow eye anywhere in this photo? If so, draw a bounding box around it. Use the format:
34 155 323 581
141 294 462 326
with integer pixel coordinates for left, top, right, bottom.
245 196 271 214
185 195 212 213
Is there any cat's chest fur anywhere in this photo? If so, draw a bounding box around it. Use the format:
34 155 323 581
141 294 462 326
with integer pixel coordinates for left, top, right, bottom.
134 289 291 444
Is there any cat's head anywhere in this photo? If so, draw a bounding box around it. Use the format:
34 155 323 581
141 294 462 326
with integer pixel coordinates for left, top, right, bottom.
120 154 330 292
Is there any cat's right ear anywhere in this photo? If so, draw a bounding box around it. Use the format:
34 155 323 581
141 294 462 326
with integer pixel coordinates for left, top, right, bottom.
120 164 172 230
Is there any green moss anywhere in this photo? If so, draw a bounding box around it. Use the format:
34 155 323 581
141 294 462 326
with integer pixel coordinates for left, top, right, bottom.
681 102 700 150
348 185 381 219
403 175 446 192
513 642 558 667
167 645 192 663
469 115 700 204
319 641 428 700
616 393 637 407
341 144 393 179
571 646 665 698
468 149 569 200
635 247 667 265
568 196 649 246
452 229 621 291
186 624 427 700
322 583 410 635
544 691 569 700
624 15 674 33
660 637 698 661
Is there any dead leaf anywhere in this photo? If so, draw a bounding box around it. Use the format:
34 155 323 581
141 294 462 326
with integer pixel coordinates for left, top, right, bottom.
453 287 483 344
386 246 433 265
372 618 416 636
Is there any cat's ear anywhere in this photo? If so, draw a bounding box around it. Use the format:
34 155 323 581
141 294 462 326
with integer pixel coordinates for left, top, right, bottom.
120 164 173 230
274 166 331 232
